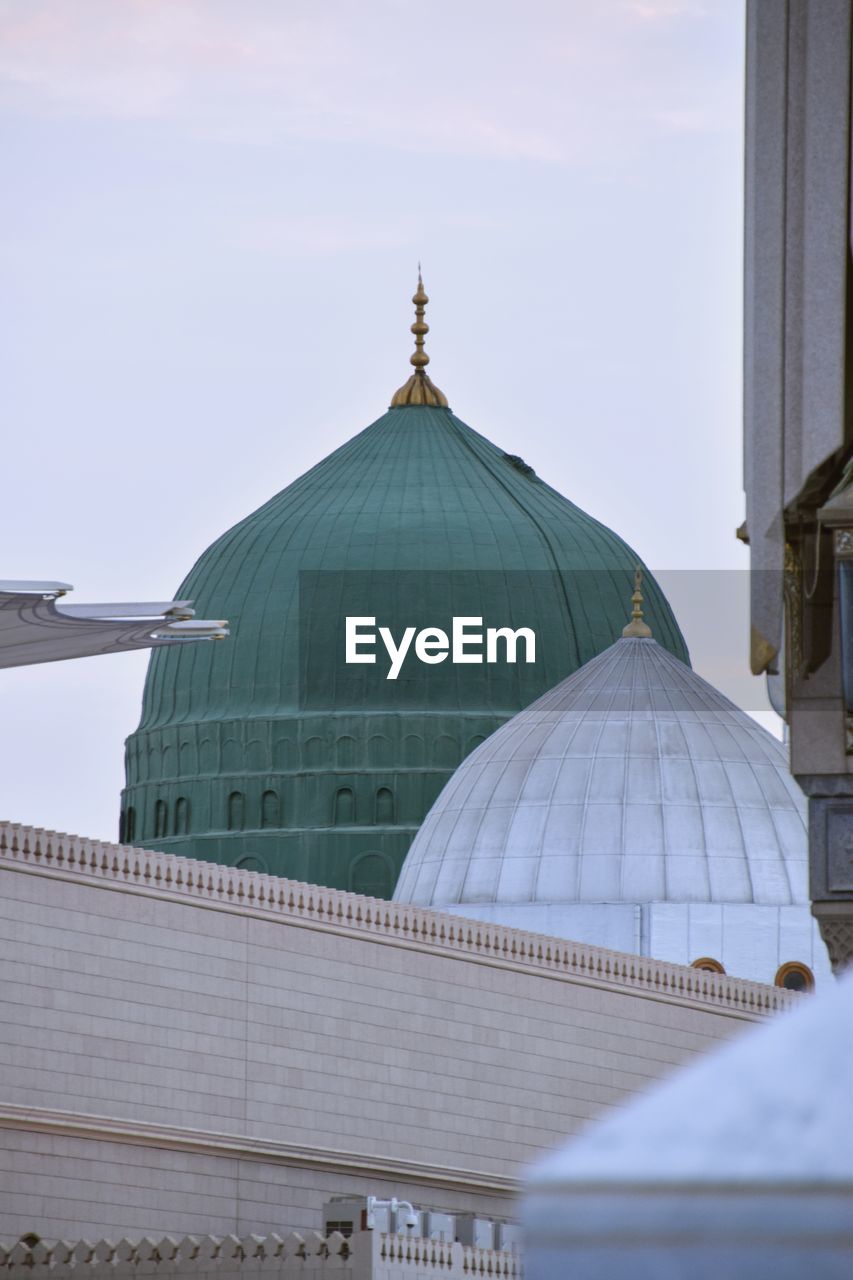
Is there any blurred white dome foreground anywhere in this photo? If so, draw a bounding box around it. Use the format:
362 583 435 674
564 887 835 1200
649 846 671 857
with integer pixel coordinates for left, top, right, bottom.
523 971 853 1280
394 630 830 986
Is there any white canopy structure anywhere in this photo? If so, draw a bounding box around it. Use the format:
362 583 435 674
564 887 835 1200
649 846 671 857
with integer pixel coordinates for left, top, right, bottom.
0 581 228 669
523 972 853 1279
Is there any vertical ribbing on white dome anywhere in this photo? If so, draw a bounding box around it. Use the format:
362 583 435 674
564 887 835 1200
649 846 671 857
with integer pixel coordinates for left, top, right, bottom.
394 636 807 910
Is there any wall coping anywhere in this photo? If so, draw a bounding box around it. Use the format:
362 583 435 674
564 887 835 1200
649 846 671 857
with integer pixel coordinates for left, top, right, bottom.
0 821 795 1019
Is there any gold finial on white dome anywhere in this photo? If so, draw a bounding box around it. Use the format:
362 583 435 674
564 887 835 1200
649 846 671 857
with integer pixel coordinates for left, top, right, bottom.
622 566 653 638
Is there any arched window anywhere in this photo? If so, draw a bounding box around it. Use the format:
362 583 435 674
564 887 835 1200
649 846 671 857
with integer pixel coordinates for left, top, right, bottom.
334 787 355 825
174 797 189 835
368 735 393 766
227 791 245 831
434 734 458 767
236 854 268 873
154 799 168 839
349 852 395 899
375 787 394 824
273 737 296 770
691 957 725 974
775 961 814 992
261 790 280 828
124 806 136 844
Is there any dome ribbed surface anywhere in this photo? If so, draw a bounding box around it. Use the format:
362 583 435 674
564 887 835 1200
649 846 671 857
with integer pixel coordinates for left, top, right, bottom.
394 636 807 909
123 406 687 892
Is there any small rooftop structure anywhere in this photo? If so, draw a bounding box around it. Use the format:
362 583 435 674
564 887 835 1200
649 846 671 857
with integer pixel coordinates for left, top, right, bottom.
0 580 228 669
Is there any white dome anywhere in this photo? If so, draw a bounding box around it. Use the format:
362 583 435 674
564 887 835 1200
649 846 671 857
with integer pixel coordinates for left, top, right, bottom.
394 636 829 984
396 636 807 909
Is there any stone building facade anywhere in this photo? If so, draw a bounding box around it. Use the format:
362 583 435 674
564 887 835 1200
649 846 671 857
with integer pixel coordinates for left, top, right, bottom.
743 0 853 968
0 822 791 1241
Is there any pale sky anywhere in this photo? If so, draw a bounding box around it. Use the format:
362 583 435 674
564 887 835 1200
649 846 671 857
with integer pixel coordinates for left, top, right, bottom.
1 0 765 842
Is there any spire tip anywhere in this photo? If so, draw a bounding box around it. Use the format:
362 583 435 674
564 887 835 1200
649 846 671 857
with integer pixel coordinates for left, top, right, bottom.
622 566 653 639
390 269 449 409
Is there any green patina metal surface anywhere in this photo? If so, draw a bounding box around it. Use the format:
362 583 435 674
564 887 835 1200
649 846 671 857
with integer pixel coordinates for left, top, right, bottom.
121 405 688 894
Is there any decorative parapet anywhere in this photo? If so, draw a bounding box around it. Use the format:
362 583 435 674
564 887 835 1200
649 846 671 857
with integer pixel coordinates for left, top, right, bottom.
0 1231 355 1275
0 1232 522 1277
0 821 794 1018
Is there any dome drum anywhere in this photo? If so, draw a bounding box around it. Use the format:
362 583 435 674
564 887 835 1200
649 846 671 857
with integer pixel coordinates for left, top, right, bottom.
123 707 513 888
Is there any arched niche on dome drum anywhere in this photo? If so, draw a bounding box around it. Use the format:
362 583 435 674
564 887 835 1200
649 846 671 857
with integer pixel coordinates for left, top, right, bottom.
350 851 395 899
434 734 458 767
246 739 266 772
199 739 216 773
368 734 393 767
422 774 447 809
179 740 197 777
375 787 394 824
235 853 268 873
403 735 425 767
174 797 190 835
222 738 241 773
261 789 280 829
123 806 136 844
227 790 245 832
154 799 168 840
334 787 355 825
304 736 325 768
273 737 297 770
335 736 357 768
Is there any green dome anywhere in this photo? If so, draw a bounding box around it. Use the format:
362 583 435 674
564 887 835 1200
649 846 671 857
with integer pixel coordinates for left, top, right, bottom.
121 403 688 894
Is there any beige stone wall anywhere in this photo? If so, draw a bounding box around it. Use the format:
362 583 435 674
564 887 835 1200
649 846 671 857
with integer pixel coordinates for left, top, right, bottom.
0 824 794 1240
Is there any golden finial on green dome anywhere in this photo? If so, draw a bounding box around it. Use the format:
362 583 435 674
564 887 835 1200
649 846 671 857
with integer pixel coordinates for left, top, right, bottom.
390 269 449 409
622 566 653 638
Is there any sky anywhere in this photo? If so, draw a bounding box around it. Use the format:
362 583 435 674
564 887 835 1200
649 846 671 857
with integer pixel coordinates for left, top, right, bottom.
0 0 763 842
